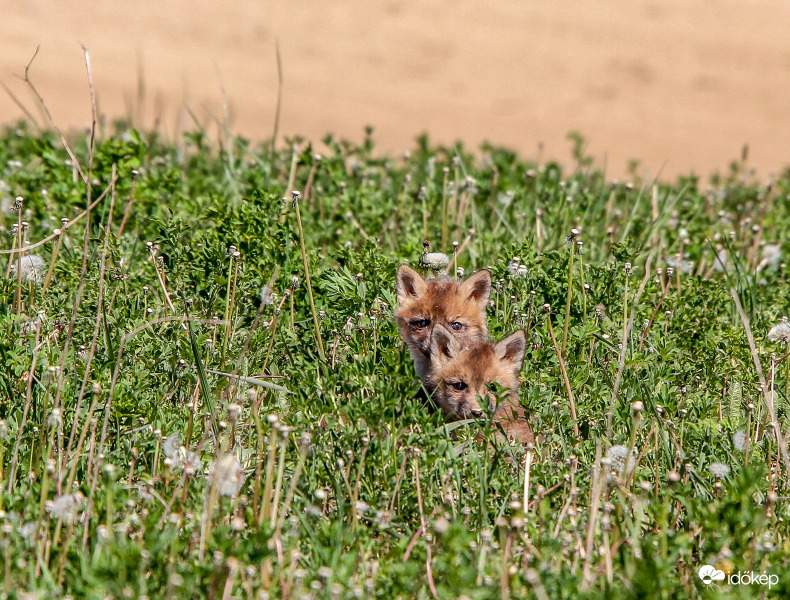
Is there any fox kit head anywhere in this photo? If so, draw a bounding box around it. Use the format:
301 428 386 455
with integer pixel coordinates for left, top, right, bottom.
426 324 533 445
426 324 526 419
395 264 491 381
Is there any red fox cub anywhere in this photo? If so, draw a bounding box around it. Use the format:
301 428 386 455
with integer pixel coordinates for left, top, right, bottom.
395 264 491 382
426 323 534 445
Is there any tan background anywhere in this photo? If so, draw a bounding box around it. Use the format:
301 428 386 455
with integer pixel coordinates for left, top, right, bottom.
1 1 789 180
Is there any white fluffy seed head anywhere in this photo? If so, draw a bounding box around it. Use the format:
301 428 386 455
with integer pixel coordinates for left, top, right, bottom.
212 454 245 497
9 255 46 284
605 445 637 476
767 318 790 343
420 252 450 269
709 462 730 479
733 429 747 453
46 492 84 524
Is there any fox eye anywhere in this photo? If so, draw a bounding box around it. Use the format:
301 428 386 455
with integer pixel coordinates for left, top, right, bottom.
450 321 464 332
447 381 467 391
411 319 430 329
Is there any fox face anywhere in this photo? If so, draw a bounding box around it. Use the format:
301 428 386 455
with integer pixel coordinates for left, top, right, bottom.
427 324 533 444
395 264 491 382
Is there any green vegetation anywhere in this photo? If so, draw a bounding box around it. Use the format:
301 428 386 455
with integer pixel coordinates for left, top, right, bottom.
0 122 789 598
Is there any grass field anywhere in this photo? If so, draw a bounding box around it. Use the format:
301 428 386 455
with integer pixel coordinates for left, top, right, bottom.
0 120 789 598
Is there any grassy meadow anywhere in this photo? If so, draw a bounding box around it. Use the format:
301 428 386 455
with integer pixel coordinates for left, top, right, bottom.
0 120 789 598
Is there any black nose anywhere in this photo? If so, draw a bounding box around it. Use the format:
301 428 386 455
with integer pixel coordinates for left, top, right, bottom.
471 409 483 417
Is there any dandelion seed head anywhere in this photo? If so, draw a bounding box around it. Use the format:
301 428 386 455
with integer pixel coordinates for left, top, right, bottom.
9 255 46 284
19 522 36 539
605 445 636 475
507 258 528 277
47 408 62 429
714 248 729 272
733 430 747 453
420 252 450 270
162 434 180 459
260 283 277 306
211 454 245 498
767 318 790 343
761 243 782 269
709 462 730 479
182 451 202 476
665 254 694 275
497 191 514 206
46 492 84 524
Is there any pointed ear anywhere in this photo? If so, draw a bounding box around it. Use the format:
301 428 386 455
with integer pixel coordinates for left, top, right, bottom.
396 264 428 305
494 330 527 371
458 269 492 308
430 323 461 364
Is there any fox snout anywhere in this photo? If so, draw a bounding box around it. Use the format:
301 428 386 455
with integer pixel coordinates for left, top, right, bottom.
454 397 484 419
451 390 499 419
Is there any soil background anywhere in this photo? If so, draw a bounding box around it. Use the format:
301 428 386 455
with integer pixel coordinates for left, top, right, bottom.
2 1 789 180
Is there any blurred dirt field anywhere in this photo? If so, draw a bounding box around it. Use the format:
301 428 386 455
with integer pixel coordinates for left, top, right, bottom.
1 1 789 180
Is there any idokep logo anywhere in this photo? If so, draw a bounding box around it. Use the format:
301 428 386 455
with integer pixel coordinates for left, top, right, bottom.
698 564 778 589
698 565 725 585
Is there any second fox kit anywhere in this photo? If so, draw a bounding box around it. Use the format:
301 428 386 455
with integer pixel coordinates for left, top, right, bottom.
426 324 534 444
395 264 491 382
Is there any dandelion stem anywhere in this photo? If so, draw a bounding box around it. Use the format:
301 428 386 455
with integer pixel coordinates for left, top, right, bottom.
441 168 449 250
293 191 326 360
606 254 653 439
561 238 575 357
274 436 308 535
42 231 62 293
522 449 533 513
220 251 236 369
15 204 23 314
259 422 278 527
422 187 428 242
252 401 264 522
4 234 17 279
545 308 579 436
116 172 138 238
270 432 288 528
580 442 603 590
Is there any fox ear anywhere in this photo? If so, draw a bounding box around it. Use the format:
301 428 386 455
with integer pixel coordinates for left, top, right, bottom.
459 269 492 308
430 323 460 363
494 330 527 371
396 264 428 304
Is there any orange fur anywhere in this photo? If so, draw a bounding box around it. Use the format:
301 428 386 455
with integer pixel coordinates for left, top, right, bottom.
426 324 533 445
395 264 491 382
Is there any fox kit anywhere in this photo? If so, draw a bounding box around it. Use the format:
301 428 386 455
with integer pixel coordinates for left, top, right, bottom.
426 324 533 444
395 264 491 382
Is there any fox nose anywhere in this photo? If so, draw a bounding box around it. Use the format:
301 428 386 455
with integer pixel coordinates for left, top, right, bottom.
471 408 484 417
